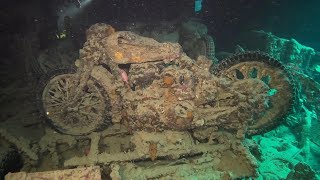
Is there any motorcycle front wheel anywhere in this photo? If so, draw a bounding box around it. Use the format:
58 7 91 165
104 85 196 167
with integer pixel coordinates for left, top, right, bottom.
37 69 111 135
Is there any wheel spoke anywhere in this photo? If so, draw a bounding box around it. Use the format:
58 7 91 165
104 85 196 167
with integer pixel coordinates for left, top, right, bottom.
46 103 64 108
216 52 294 135
42 73 109 135
79 101 100 108
49 96 63 103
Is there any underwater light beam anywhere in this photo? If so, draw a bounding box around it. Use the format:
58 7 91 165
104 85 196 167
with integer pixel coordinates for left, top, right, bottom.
57 0 94 32
80 0 93 7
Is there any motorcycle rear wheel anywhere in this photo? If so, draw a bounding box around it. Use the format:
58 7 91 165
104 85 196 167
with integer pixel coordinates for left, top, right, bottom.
213 51 295 135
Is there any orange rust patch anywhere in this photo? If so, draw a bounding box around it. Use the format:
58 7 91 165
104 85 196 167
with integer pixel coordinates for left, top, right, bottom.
131 56 142 62
186 111 194 120
149 142 158 161
114 52 123 60
163 75 174 87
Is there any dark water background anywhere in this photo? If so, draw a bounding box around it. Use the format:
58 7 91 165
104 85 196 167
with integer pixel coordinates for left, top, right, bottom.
1 0 319 52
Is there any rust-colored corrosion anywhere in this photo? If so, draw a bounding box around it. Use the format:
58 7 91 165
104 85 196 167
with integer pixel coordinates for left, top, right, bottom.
33 23 296 179
41 23 294 137
149 142 158 161
103 31 182 64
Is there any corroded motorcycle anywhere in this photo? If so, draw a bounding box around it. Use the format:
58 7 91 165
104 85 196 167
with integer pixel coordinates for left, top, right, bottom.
37 23 294 137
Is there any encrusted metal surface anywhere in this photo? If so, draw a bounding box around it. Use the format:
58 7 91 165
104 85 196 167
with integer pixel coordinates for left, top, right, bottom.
213 51 295 135
39 24 295 136
5 166 101 180
104 31 182 64
34 24 296 179
41 74 109 135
